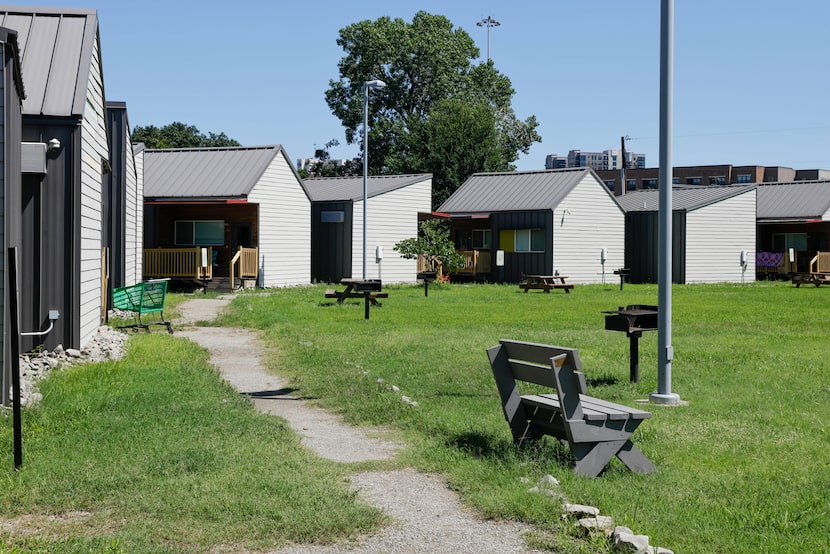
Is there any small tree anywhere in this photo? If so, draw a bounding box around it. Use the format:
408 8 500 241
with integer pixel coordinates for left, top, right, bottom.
394 218 465 275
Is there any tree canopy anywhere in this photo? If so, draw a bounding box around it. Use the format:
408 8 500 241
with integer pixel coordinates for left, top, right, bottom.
132 122 240 149
325 11 540 208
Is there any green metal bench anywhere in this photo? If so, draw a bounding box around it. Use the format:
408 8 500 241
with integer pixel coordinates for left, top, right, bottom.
112 279 173 334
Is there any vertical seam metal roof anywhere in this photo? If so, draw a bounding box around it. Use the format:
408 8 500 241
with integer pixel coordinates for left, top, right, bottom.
0 6 98 117
303 174 432 202
756 180 830 221
144 145 287 199
437 168 602 214
615 185 757 213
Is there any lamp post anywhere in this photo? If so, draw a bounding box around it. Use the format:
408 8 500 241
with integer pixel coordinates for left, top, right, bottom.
476 16 500 62
362 79 386 280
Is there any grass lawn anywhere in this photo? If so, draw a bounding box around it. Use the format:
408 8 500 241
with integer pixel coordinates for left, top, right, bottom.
215 281 829 553
1 280 828 553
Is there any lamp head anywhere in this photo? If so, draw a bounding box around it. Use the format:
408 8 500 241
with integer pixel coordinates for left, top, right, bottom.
365 79 386 90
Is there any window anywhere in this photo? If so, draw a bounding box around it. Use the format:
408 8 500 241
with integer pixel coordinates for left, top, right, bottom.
175 220 224 246
686 177 702 185
627 179 637 191
321 210 344 223
772 233 807 252
515 229 545 252
709 176 727 185
672 177 680 184
644 179 658 189
472 229 491 249
605 180 615 191
737 174 752 184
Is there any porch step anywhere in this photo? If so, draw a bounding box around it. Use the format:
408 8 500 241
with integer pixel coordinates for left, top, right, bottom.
204 277 235 292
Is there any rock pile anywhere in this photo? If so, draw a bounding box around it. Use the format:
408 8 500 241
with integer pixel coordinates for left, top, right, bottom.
528 474 674 554
13 326 128 406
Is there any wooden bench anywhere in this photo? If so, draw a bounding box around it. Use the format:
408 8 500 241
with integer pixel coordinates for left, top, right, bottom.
487 339 656 477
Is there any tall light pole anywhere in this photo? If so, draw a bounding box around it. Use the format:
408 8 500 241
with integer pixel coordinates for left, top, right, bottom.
651 0 681 405
477 16 500 62
362 79 386 280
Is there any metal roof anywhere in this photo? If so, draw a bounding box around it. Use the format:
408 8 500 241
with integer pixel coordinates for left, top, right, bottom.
0 6 98 117
303 174 431 202
144 145 288 199
437 168 600 214
756 180 830 221
615 185 756 213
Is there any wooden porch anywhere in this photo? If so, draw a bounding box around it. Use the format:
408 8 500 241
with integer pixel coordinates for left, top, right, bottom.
416 250 491 281
144 246 258 289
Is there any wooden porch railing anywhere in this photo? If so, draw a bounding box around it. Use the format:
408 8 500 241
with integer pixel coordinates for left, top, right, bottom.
144 247 213 281
459 250 491 275
230 246 259 289
809 251 830 275
417 255 443 278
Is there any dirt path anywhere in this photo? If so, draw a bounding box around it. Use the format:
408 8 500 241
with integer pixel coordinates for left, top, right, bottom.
175 297 543 553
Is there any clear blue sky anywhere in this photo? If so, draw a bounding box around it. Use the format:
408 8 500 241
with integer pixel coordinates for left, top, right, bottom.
30 0 830 171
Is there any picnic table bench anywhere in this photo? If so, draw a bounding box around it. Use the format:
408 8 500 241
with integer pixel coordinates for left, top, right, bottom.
325 278 388 305
794 251 830 287
518 274 574 293
112 278 173 334
487 339 656 477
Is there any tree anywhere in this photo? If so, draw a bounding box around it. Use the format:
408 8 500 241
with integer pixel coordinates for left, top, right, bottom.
132 122 240 149
325 11 541 208
393 218 465 274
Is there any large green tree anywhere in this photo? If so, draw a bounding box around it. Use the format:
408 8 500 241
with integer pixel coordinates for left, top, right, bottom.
132 122 240 149
325 11 540 208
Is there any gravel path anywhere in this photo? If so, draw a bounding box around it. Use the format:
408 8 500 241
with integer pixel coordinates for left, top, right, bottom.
175 297 543 553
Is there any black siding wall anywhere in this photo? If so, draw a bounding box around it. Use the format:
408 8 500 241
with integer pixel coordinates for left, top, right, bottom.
311 202 353 283
104 104 127 294
625 211 686 284
491 211 553 283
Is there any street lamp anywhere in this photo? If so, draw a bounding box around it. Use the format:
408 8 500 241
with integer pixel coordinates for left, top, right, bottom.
476 15 500 62
362 79 386 280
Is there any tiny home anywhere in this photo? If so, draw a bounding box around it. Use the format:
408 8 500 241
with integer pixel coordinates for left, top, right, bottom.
143 145 311 288
755 181 830 276
1 6 110 353
438 168 625 283
304 174 432 283
104 101 143 306
615 185 757 284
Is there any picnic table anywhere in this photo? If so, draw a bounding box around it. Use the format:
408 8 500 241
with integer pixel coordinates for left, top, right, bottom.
325 278 388 319
518 274 574 293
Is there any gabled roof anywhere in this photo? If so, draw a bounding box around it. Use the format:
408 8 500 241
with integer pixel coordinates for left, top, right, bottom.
756 180 830 222
437 168 602 214
303 174 431 202
144 145 292 200
0 6 98 117
616 185 756 213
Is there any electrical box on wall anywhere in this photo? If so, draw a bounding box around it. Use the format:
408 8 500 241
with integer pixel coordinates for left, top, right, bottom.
21 142 47 173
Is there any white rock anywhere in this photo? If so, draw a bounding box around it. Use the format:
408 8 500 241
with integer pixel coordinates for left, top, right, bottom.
538 474 560 487
576 515 615 533
66 348 82 358
612 531 653 553
564 503 600 517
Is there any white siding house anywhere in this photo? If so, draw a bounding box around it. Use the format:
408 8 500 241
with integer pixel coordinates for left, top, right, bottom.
1 7 110 351
247 148 311 287
304 174 432 284
143 145 311 288
617 185 757 284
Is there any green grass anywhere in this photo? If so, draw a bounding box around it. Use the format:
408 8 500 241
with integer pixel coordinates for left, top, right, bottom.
0 333 381 553
2 282 829 553
216 281 830 553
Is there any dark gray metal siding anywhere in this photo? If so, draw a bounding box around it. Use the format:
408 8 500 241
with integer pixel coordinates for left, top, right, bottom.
311 201 353 283
491 211 553 283
20 121 80 352
104 104 127 295
1 31 24 405
625 211 686 284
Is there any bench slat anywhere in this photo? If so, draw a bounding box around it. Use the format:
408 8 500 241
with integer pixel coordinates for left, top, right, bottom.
500 339 582 370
